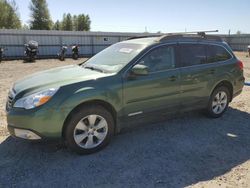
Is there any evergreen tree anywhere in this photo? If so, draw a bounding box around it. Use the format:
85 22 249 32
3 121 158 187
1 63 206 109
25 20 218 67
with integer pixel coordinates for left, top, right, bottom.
22 24 30 30
58 13 91 31
29 0 53 30
0 0 21 29
77 14 91 31
62 13 73 31
53 20 61 30
72 15 78 31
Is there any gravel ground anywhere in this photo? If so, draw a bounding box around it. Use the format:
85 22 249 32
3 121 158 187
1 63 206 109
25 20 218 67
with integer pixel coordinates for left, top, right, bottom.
0 53 250 188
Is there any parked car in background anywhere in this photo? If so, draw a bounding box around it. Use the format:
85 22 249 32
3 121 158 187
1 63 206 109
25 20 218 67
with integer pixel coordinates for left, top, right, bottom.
6 32 245 154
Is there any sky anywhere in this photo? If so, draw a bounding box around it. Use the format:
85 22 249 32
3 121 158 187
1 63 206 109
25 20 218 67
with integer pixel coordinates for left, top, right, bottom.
14 0 250 34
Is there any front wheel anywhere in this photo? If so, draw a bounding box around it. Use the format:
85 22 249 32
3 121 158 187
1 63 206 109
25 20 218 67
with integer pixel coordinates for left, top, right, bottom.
65 105 114 154
206 86 230 118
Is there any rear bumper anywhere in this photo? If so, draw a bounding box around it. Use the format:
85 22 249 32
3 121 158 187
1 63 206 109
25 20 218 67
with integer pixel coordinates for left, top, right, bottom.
233 89 242 99
232 76 245 99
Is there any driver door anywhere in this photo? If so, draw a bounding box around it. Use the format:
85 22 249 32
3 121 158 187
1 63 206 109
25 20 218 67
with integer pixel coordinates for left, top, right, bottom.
122 44 181 118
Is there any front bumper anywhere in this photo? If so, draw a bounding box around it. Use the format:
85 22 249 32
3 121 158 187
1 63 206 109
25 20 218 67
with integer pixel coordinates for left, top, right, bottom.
6 106 66 139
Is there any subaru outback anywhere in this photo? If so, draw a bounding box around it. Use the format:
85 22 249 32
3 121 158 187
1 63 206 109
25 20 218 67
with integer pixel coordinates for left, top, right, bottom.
6 33 245 154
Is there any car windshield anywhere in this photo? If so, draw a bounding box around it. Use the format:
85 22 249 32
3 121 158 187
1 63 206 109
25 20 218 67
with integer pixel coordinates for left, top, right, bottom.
82 42 147 73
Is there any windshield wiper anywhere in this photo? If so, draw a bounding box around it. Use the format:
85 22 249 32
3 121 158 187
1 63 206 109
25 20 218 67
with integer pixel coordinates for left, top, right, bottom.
84 65 104 73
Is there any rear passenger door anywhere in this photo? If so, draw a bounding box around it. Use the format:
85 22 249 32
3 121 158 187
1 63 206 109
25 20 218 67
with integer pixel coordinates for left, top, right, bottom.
178 43 216 110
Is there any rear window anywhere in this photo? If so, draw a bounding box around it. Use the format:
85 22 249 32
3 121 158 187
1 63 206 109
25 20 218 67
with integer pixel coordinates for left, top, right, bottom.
179 44 206 67
206 45 232 63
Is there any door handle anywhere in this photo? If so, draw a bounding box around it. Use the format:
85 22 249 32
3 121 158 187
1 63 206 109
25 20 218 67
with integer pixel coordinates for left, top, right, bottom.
168 75 177 81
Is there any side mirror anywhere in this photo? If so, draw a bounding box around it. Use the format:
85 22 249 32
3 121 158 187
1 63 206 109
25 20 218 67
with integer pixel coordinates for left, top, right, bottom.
131 64 149 76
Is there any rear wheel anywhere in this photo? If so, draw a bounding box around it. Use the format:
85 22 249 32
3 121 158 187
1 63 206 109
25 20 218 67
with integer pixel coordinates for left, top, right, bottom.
206 86 230 118
65 105 114 154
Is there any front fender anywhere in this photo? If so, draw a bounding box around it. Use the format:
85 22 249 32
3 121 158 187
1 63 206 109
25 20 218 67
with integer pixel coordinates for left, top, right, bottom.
57 85 123 123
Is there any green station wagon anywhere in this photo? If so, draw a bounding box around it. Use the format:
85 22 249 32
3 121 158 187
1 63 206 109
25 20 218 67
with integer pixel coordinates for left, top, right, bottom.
6 33 245 154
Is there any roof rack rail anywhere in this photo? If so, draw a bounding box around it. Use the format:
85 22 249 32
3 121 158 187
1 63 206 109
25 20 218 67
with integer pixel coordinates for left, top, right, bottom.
126 35 161 40
157 30 222 42
166 30 218 35
126 30 221 42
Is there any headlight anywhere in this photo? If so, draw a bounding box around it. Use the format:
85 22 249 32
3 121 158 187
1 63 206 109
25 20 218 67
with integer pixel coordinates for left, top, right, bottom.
14 88 59 109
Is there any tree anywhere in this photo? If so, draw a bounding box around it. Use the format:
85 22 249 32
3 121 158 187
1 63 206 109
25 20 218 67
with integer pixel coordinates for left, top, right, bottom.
62 13 73 31
22 24 30 30
77 14 91 31
57 13 91 31
72 15 78 31
236 30 242 35
0 0 21 29
29 0 53 30
52 13 91 31
53 20 61 30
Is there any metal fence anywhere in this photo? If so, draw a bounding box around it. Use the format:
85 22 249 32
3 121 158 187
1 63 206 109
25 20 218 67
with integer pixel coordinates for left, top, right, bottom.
222 35 250 51
0 29 147 59
0 29 250 59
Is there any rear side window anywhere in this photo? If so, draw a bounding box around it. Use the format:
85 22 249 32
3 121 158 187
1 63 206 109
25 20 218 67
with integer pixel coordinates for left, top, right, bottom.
206 45 232 63
179 44 206 67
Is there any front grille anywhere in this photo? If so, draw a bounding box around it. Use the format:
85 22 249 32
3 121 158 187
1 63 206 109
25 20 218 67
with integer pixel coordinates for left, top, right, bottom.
6 89 16 110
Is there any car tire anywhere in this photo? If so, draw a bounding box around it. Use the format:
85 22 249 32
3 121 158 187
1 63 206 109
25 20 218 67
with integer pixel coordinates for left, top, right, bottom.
65 105 114 154
206 86 230 118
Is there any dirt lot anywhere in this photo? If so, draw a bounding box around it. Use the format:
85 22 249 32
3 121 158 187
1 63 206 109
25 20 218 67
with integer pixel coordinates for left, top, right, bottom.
0 53 250 187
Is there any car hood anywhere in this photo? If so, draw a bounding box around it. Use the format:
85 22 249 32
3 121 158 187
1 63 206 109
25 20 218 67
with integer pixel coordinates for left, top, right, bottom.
13 65 110 94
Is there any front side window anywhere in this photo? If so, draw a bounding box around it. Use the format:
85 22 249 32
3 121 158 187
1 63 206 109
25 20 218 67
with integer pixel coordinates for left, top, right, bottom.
207 45 232 63
138 46 175 73
179 44 206 67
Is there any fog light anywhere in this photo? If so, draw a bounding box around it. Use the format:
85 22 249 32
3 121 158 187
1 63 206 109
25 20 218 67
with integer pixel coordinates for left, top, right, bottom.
14 129 41 140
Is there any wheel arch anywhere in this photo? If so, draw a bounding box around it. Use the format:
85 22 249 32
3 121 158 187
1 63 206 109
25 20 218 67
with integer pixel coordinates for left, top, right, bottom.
62 99 118 138
211 80 233 101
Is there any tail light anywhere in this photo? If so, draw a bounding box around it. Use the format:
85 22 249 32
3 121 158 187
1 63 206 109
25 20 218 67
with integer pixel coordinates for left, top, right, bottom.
237 60 244 70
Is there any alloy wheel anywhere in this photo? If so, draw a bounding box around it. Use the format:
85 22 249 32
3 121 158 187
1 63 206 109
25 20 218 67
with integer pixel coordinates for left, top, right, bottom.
212 91 228 114
73 115 108 149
